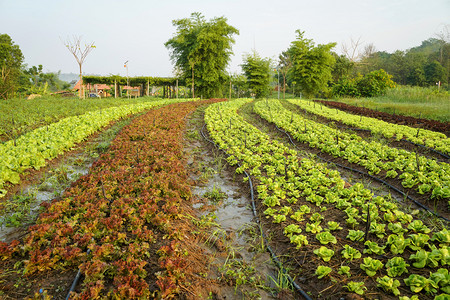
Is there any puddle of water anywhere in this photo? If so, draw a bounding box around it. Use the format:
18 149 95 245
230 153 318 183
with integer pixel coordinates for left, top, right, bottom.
185 125 280 298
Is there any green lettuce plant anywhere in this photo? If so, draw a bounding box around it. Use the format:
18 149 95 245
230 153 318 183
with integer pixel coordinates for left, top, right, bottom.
289 234 308 249
283 224 302 237
326 221 342 231
338 265 351 277
430 268 450 294
409 249 429 268
341 245 361 261
313 246 335 262
316 231 337 245
315 265 332 279
344 281 366 295
305 222 322 234
309 212 324 223
407 220 431 233
431 229 450 246
363 240 386 255
376 276 401 296
404 274 438 294
385 257 409 277
347 230 364 242
408 233 430 251
387 233 408 254
388 222 407 234
360 257 383 276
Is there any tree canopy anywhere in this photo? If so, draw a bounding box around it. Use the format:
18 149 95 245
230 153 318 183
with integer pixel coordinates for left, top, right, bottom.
0 34 24 99
165 12 239 98
241 51 272 99
287 30 336 98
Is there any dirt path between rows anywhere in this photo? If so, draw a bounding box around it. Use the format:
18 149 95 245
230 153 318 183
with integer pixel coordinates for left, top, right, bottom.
183 105 295 299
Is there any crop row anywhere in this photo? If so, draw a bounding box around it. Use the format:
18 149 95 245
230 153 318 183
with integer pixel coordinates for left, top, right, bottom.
253 99 450 202
0 97 168 143
288 99 449 156
0 98 195 199
205 99 449 299
0 99 217 298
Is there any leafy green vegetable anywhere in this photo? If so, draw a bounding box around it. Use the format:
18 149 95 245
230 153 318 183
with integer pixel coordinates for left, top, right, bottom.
344 281 366 295
316 231 337 245
309 212 324 223
305 222 323 234
360 257 383 277
404 274 438 294
313 246 335 262
326 221 342 231
387 233 408 254
369 222 386 238
289 234 308 249
338 265 351 277
409 249 429 268
341 245 361 261
385 257 409 277
431 228 450 246
314 265 332 279
376 276 401 296
283 224 302 237
363 240 385 255
430 268 450 294
388 222 407 234
347 230 365 242
407 220 431 233
407 233 430 251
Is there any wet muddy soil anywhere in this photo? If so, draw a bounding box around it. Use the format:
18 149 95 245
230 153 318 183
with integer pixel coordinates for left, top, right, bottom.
183 106 295 299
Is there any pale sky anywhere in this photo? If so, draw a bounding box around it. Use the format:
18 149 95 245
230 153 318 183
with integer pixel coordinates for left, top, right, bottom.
1 0 449 77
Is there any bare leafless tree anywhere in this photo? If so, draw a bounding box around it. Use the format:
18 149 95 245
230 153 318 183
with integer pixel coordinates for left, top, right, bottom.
435 24 450 63
362 43 377 59
341 37 364 62
62 36 95 98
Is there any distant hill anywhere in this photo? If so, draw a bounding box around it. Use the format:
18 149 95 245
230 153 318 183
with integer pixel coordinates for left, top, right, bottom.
58 73 79 85
58 73 102 87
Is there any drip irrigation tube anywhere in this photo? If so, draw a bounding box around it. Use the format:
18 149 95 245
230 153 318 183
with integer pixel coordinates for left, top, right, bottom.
274 125 450 223
401 138 450 160
65 249 91 300
200 123 312 300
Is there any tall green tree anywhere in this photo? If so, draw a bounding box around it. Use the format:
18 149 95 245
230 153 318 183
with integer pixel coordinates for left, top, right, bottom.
165 12 239 98
287 30 336 97
241 51 272 98
0 34 24 99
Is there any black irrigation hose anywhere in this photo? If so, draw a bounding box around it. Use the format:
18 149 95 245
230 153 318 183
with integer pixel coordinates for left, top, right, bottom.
65 249 91 300
401 138 450 160
200 123 313 300
274 125 450 223
65 183 115 299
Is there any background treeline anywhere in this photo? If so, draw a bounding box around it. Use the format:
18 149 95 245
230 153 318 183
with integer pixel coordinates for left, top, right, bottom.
354 38 449 87
1 24 449 100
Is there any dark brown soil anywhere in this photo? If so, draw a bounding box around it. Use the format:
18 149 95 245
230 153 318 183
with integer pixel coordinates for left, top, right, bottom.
314 100 450 136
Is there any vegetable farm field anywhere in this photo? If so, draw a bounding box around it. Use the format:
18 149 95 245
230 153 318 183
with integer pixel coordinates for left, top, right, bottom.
0 97 449 299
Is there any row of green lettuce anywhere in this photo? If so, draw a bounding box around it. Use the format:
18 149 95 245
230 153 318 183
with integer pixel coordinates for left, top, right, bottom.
0 98 197 198
253 99 449 203
288 99 449 156
204 98 449 299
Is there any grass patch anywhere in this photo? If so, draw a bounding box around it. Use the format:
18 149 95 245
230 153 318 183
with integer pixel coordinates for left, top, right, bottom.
334 86 450 122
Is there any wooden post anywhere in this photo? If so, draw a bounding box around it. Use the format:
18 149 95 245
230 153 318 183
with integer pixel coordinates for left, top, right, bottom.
176 79 178 99
114 80 118 98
